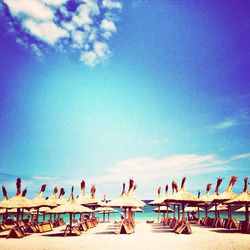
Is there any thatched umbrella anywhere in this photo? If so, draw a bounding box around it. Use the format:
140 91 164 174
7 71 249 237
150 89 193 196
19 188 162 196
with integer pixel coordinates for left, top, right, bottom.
32 184 57 222
107 183 142 220
166 177 202 221
203 177 224 218
56 188 67 205
225 177 250 222
48 186 93 235
0 186 9 221
76 180 97 206
95 206 117 222
148 186 163 222
127 179 146 207
213 176 238 220
200 183 212 218
0 178 34 221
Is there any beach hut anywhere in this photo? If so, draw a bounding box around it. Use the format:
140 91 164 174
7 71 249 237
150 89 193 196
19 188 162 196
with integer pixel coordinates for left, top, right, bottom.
48 186 93 236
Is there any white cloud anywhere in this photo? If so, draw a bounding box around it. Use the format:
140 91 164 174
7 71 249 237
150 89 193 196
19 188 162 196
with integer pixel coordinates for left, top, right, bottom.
72 30 86 47
3 0 122 66
102 0 122 9
4 0 54 21
101 19 116 32
40 0 67 6
72 4 92 26
80 41 109 66
231 153 250 161
214 119 236 130
23 19 68 45
212 109 250 131
90 154 229 187
80 50 98 66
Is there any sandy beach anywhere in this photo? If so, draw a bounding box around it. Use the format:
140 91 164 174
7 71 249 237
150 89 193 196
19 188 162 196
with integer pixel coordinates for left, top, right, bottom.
0 221 249 250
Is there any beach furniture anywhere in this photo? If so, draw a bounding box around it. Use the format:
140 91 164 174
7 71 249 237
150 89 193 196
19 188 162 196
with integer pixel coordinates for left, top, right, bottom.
48 186 93 236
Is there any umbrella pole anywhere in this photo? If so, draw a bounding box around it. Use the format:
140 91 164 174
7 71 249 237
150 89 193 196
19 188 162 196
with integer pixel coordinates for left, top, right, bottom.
108 212 110 222
228 205 231 220
205 204 208 218
43 212 45 221
178 204 180 220
246 204 249 222
69 213 72 234
198 205 200 221
173 204 175 218
182 203 185 221
215 204 217 218
157 205 160 223
167 205 169 218
103 212 105 222
36 207 39 223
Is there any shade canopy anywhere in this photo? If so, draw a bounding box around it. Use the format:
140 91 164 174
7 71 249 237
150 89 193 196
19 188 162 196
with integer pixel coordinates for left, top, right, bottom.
47 187 93 214
75 180 98 206
95 206 116 212
166 177 202 204
32 184 57 208
107 183 143 208
203 178 224 203
153 206 174 213
56 188 67 205
225 177 250 205
0 179 34 209
208 204 228 212
212 176 238 203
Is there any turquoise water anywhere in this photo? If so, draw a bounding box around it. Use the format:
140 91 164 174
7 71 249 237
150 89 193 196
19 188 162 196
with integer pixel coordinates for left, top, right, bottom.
1 202 248 223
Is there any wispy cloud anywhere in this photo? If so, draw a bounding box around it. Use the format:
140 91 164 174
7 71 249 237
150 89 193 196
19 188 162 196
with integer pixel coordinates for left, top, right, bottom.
211 109 250 131
89 154 230 186
231 152 250 161
1 0 122 66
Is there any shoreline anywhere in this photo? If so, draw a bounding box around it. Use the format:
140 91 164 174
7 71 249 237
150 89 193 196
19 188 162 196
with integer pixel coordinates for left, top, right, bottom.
0 221 249 250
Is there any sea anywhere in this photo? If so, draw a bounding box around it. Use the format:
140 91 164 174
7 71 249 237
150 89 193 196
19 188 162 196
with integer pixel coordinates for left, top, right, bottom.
1 201 248 223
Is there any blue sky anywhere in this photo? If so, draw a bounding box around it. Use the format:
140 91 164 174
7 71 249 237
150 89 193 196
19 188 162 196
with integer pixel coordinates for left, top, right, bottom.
0 0 249 200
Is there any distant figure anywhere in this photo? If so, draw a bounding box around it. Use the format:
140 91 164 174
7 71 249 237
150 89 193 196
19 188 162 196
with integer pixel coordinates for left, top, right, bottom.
120 212 125 220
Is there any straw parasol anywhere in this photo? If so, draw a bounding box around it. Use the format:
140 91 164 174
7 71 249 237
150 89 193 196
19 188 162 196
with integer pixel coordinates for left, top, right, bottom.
208 204 228 212
166 177 202 221
153 206 174 213
95 206 117 222
212 176 238 219
0 179 34 221
225 177 250 222
183 205 204 213
56 188 67 205
127 179 146 207
32 184 57 222
48 186 93 235
107 183 143 208
203 177 224 218
200 183 212 217
76 180 97 206
148 186 165 222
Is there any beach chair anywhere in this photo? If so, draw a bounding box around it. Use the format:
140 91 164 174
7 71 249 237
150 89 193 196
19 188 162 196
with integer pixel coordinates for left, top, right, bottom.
63 225 81 236
175 221 192 234
78 222 88 232
7 226 26 239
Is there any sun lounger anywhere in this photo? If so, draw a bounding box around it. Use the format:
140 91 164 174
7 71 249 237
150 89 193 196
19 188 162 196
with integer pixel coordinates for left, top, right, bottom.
7 226 26 239
63 225 81 236
174 221 192 234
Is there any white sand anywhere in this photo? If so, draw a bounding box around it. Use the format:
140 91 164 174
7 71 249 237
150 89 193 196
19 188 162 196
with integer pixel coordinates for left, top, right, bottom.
0 222 249 250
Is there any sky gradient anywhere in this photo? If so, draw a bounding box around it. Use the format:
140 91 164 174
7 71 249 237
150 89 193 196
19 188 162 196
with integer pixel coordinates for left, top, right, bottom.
0 0 249 199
